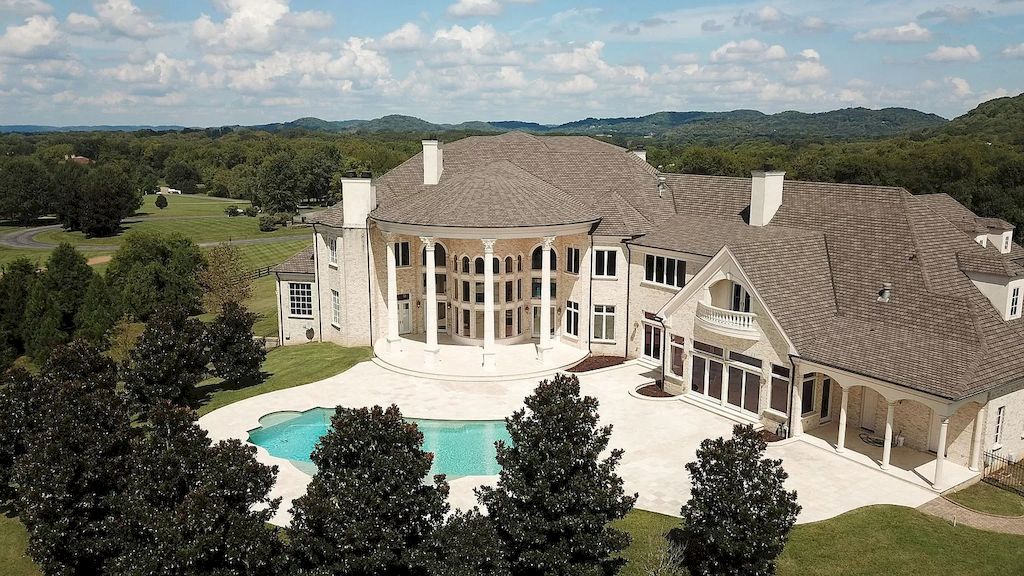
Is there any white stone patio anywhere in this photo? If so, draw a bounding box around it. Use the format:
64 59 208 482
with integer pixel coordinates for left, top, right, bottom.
199 360 939 527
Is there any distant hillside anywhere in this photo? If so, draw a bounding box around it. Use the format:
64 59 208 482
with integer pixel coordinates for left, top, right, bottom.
0 124 186 133
932 92 1024 145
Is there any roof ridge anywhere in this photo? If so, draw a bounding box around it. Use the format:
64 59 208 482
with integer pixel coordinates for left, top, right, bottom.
902 192 935 291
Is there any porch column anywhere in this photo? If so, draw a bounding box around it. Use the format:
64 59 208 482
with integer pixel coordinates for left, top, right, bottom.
421 236 439 366
970 405 986 472
935 415 950 488
482 239 496 369
538 236 555 361
789 362 804 437
836 386 850 453
881 400 896 470
383 232 401 352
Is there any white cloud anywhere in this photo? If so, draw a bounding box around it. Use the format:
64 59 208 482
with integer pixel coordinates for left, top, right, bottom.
0 15 60 58
430 24 520 65
854 22 932 43
553 74 597 94
193 0 327 53
261 96 305 106
925 44 981 62
979 87 1010 102
799 48 820 60
734 6 831 33
789 60 828 82
447 0 502 18
65 13 101 34
375 23 425 52
101 53 193 86
918 5 983 24
945 76 972 97
0 0 51 14
710 39 787 63
94 0 159 38
225 38 389 93
1002 43 1024 59
701 19 724 33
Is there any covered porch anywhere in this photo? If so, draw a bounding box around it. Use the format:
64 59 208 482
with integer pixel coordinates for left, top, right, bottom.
373 333 588 382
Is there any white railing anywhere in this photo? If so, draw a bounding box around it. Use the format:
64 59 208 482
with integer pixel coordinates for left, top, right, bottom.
696 301 758 335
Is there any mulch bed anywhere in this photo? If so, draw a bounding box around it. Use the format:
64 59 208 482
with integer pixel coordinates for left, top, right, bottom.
758 429 784 443
567 355 627 373
636 383 675 398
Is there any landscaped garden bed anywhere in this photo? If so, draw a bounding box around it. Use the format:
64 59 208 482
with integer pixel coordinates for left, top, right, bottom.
567 355 626 372
635 382 676 398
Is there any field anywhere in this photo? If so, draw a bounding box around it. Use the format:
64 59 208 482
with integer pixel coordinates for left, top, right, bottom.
34 217 309 248
134 194 248 218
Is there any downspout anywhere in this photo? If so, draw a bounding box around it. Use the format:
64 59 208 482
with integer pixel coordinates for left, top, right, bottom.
587 234 595 355
275 272 284 345
623 239 631 359
365 219 374 348
313 226 323 342
653 314 668 387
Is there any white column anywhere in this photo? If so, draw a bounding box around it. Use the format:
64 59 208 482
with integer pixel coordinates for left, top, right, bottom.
789 363 804 437
383 232 401 352
837 386 850 453
969 405 986 472
881 400 896 470
482 239 496 369
421 236 439 366
935 415 950 488
538 236 555 361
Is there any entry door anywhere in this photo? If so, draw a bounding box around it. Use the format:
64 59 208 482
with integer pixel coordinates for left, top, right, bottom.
819 378 833 423
398 300 412 334
860 387 878 432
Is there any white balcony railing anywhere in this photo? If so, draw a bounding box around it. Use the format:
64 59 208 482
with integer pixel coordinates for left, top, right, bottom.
695 301 759 339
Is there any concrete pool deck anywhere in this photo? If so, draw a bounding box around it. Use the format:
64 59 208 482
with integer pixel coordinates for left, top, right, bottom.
198 360 939 527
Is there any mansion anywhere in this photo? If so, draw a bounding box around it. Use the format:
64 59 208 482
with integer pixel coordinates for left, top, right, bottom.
273 132 1024 491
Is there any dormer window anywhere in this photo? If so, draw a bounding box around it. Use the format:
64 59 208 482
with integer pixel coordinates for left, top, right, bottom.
1011 287 1021 318
1004 235 1012 253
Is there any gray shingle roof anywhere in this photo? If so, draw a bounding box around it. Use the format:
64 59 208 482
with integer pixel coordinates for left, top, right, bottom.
271 246 315 275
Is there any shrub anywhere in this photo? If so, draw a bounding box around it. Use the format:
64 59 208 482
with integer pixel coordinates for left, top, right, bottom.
155 194 168 209
106 230 205 320
122 307 210 411
243 205 259 217
478 373 636 576
208 302 266 385
224 204 241 216
258 215 278 232
679 424 800 576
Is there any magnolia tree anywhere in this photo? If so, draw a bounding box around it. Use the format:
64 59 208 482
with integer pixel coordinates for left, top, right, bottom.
478 373 637 576
679 424 801 576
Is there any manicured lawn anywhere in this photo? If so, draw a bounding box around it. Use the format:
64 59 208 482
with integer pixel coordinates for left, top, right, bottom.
35 217 309 248
0 512 40 576
196 343 373 416
135 194 249 218
946 482 1024 517
247 275 280 337
617 506 1024 576
0 248 49 269
230 239 310 271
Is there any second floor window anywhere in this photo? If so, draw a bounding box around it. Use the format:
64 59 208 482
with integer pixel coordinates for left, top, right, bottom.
329 237 338 264
565 300 579 336
394 241 410 267
594 249 616 277
644 254 685 287
566 247 580 274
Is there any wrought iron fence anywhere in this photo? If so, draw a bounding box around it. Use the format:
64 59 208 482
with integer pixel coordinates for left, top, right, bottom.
982 451 1024 495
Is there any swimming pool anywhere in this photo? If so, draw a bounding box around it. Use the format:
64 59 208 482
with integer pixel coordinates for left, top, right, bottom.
247 408 512 478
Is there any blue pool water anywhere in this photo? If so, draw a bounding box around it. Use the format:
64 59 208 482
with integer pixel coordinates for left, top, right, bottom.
247 408 512 478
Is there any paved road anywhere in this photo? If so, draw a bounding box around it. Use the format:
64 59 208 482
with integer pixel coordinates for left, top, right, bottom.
0 215 309 251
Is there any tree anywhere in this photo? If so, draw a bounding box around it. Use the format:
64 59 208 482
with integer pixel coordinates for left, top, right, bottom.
79 163 143 237
208 302 266 386
199 243 252 311
107 404 286 576
21 281 67 362
75 274 118 344
51 161 88 231
164 162 201 193
42 242 95 332
0 257 39 355
678 424 801 576
477 373 636 576
254 152 298 213
107 230 205 319
413 509 509 576
0 156 53 224
122 307 210 411
0 368 41 501
13 340 136 576
289 404 450 575
296 145 341 205
154 194 168 209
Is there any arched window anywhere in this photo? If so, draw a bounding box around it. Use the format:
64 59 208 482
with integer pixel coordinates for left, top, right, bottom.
493 256 500 274
462 256 470 274
505 256 513 273
475 257 485 275
531 246 557 270
517 255 522 272
420 243 447 267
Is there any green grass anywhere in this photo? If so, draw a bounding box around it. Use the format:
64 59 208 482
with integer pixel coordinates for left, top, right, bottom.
135 194 249 218
228 239 310 270
196 343 372 416
35 218 309 248
1 512 40 576
946 482 1024 517
247 276 280 337
616 506 1024 576
0 249 49 269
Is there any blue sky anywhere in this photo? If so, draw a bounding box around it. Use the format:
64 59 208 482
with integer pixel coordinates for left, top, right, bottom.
0 0 1022 126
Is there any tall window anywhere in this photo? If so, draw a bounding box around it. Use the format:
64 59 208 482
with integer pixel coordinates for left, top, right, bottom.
329 237 338 265
505 256 513 273
394 241 410 267
801 374 815 415
732 282 752 312
1004 235 1012 253
770 364 790 413
566 247 581 274
462 256 470 273
593 305 615 340
289 283 313 317
475 257 484 275
594 249 616 277
475 282 484 304
642 323 662 360
644 254 685 287
565 300 579 337
505 281 513 303
995 405 1006 445
462 281 470 303
727 366 760 414
531 246 556 270
331 290 340 326
691 344 724 400
1011 287 1021 317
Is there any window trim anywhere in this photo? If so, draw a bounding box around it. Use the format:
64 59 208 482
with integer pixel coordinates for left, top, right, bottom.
1010 286 1020 317
593 249 617 278
565 300 580 337
641 321 662 361
995 405 1006 446
592 304 616 341
330 289 341 328
288 282 314 318
566 246 581 275
328 237 338 266
643 253 686 288
800 374 816 416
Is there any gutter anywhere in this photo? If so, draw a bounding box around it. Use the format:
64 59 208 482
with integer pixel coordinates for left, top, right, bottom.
275 271 284 346
365 217 375 347
313 227 322 342
623 239 632 359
